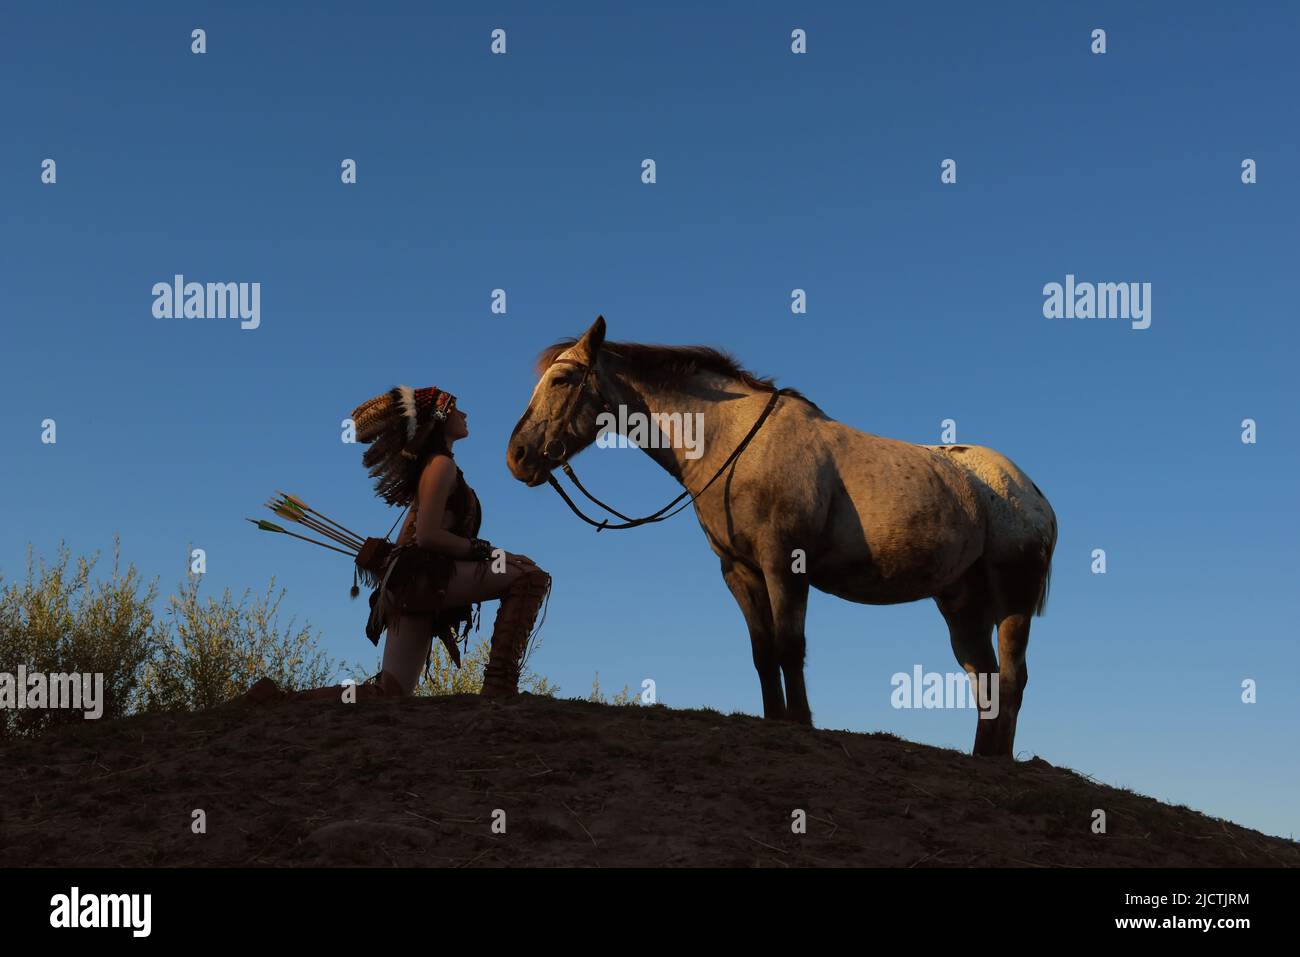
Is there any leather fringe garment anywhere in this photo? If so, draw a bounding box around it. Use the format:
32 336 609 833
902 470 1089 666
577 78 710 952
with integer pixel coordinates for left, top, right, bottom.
364 460 483 666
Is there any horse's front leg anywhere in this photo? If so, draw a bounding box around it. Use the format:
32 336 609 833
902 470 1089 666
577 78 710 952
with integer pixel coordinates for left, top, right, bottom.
765 568 812 727
720 558 785 720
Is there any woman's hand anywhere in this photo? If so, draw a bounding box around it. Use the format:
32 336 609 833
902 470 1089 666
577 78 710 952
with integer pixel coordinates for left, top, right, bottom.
505 552 538 569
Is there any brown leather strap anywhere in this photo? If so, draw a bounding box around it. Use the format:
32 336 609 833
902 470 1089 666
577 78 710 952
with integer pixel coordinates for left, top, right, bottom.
547 387 790 531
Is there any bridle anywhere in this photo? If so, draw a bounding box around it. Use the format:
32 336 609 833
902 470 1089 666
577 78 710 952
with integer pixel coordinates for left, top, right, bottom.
539 356 611 465
538 356 791 531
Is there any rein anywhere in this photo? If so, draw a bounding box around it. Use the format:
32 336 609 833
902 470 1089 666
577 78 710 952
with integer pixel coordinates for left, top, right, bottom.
541 356 791 531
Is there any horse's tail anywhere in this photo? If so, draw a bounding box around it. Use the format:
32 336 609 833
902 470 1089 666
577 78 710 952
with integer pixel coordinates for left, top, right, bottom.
1033 516 1056 617
1034 551 1052 617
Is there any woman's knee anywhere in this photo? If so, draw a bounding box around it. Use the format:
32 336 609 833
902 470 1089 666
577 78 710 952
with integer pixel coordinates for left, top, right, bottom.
502 560 547 587
515 565 550 591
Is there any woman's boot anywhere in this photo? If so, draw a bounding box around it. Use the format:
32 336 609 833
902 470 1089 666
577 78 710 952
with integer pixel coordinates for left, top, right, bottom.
481 568 550 698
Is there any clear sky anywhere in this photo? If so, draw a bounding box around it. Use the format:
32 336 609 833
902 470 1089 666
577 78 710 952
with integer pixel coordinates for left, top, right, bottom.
3 2 1297 839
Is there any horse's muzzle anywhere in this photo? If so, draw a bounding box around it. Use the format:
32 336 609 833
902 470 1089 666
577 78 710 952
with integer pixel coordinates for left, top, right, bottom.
507 441 553 487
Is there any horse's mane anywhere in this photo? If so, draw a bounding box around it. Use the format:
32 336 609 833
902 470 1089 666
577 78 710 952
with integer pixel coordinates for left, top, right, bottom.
536 338 818 409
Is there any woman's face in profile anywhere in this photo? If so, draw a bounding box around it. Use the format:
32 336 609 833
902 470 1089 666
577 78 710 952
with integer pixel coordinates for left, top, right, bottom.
447 406 469 440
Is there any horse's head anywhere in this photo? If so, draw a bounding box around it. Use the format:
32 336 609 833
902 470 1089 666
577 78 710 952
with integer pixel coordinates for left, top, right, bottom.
508 315 610 486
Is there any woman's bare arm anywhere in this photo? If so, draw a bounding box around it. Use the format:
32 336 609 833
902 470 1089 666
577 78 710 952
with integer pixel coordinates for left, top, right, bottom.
413 456 479 557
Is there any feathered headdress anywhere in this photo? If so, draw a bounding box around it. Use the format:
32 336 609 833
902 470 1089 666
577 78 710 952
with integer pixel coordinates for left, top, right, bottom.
351 385 457 505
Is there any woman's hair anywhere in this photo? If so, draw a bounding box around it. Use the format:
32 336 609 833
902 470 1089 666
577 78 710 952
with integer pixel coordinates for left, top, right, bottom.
396 421 453 504
362 417 453 506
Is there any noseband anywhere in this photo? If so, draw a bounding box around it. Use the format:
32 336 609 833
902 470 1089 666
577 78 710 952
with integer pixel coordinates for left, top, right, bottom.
537 356 792 532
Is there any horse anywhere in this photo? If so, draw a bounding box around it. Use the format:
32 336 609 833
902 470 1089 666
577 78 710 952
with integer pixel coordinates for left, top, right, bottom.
507 316 1057 757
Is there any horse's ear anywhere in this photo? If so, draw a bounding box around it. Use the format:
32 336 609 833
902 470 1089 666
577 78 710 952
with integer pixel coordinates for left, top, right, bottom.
575 315 606 362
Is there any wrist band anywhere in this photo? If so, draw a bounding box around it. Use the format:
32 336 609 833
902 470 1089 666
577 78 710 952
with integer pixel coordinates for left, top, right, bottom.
468 538 493 561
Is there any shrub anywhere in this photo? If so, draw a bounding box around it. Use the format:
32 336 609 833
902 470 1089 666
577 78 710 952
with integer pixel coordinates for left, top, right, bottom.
588 672 636 706
139 574 345 713
0 540 161 739
1 540 353 738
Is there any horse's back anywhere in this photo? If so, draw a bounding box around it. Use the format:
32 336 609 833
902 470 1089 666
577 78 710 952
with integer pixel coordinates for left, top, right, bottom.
923 444 1057 567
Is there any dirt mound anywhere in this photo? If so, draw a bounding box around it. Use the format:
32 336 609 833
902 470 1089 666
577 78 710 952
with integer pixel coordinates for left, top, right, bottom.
2 693 1295 867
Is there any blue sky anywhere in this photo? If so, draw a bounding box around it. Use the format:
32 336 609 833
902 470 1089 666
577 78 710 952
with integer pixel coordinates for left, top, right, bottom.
2 2 1297 839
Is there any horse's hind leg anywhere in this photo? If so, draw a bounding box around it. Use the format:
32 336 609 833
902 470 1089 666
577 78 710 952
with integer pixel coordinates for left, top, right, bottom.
987 552 1047 756
993 614 1031 757
935 570 999 756
720 558 785 720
